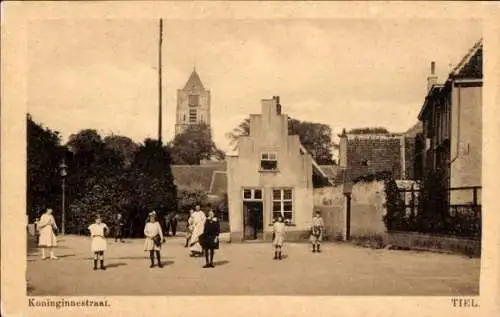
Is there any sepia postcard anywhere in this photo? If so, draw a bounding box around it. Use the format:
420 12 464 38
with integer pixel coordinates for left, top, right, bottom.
1 1 500 317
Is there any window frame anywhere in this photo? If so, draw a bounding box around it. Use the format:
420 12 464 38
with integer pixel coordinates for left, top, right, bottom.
189 109 197 123
260 151 278 171
242 188 263 201
271 188 294 224
188 94 199 107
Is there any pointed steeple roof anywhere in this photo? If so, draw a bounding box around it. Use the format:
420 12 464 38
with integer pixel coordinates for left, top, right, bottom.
183 67 205 91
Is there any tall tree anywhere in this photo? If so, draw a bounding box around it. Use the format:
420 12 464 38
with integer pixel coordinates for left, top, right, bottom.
103 134 139 168
129 138 177 236
65 129 129 233
27 114 66 221
169 123 225 165
67 129 123 181
227 116 336 165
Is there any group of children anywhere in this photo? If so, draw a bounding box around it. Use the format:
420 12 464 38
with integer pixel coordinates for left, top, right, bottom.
85 208 221 270
185 206 221 268
271 210 324 260
36 207 324 270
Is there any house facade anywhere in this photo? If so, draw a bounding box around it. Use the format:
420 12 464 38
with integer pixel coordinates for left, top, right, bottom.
417 39 482 205
226 97 317 242
175 68 211 135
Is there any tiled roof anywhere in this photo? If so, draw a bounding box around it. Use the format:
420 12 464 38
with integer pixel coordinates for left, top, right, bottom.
450 39 483 79
209 171 227 195
318 165 340 179
336 136 402 184
404 122 423 138
171 162 226 192
418 39 482 121
182 69 205 91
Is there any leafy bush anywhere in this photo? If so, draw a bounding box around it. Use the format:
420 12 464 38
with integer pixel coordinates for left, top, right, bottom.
63 135 177 237
177 185 209 213
416 168 448 233
382 177 403 231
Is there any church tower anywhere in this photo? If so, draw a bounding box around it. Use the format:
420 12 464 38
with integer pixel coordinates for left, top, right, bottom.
175 68 211 135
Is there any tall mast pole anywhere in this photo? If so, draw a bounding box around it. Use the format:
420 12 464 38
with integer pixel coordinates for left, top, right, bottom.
158 18 163 144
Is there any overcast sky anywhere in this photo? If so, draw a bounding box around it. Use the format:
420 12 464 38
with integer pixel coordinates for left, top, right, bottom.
27 18 482 153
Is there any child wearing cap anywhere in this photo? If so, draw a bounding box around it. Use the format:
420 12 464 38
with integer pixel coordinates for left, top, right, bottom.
310 210 324 253
88 214 109 270
144 211 164 268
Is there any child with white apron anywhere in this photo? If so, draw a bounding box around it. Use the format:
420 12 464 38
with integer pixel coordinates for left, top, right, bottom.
144 211 164 268
88 215 109 270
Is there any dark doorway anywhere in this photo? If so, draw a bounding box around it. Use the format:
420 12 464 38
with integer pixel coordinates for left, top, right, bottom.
243 201 263 240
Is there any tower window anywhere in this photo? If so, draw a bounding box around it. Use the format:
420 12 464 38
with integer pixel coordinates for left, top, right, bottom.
189 95 199 107
189 109 197 123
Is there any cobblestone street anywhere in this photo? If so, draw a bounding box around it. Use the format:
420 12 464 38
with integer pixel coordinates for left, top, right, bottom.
26 234 480 296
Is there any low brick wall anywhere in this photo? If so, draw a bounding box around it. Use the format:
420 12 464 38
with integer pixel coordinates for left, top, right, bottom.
383 231 481 257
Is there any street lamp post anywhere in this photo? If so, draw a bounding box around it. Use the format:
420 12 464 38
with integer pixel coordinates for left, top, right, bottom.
60 159 68 235
343 182 353 241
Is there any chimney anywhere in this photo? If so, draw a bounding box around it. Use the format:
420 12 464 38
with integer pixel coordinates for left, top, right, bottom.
427 61 438 92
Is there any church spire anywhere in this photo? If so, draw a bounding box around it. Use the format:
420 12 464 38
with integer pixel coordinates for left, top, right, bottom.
183 67 205 91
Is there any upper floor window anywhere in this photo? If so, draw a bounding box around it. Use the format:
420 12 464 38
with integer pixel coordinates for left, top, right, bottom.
189 109 197 123
189 95 199 107
260 152 278 171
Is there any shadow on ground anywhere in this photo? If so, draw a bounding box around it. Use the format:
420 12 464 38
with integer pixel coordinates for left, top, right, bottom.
213 260 229 266
105 262 128 269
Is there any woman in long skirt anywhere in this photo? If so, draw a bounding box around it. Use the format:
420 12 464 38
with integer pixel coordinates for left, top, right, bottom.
144 211 164 268
185 209 194 248
272 215 286 260
200 210 220 268
88 214 109 270
37 208 58 260
188 205 206 256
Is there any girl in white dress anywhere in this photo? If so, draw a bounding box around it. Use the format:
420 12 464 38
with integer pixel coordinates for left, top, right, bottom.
144 211 164 268
37 208 58 260
272 215 286 260
88 215 109 270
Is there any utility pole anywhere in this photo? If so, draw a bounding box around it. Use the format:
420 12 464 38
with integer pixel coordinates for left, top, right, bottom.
60 159 68 235
158 18 163 144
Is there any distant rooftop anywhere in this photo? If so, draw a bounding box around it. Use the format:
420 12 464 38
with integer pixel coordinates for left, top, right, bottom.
182 68 206 91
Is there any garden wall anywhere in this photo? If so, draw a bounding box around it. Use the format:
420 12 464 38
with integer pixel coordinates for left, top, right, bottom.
313 181 387 240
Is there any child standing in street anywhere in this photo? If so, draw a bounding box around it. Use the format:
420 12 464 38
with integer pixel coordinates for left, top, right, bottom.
272 215 286 260
310 210 324 253
200 209 221 268
144 211 164 268
88 215 109 270
38 208 59 260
